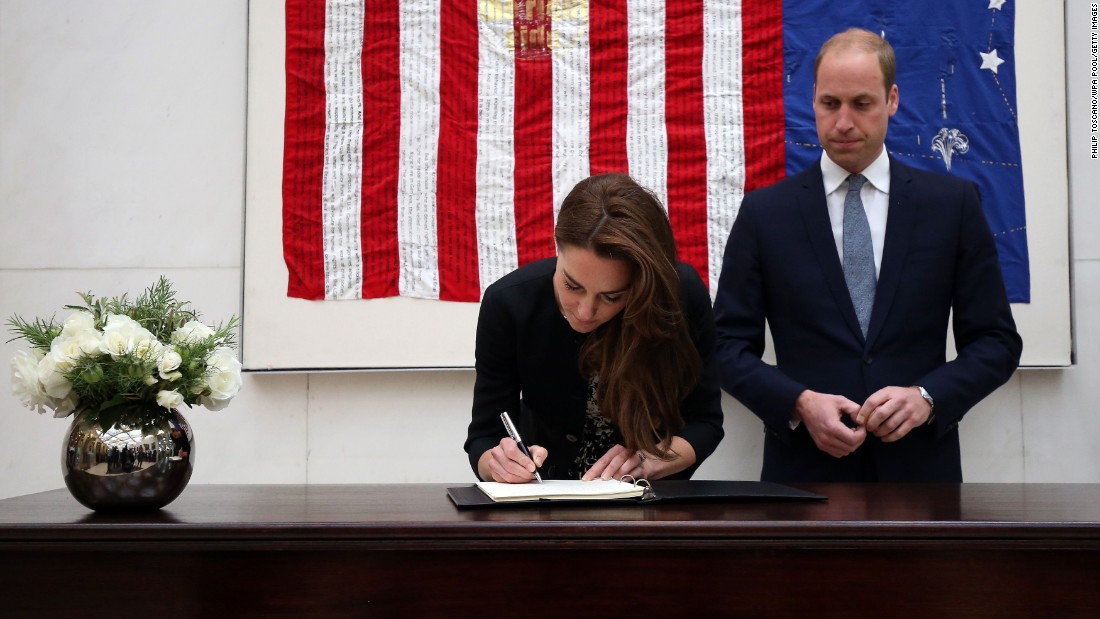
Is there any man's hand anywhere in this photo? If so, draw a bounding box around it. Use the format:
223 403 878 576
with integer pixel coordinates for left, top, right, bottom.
794 390 866 458
855 386 933 443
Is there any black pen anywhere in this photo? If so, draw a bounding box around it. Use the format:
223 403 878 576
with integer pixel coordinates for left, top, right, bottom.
500 412 543 483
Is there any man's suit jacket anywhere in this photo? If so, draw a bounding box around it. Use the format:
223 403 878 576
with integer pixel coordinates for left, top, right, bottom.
713 157 1022 482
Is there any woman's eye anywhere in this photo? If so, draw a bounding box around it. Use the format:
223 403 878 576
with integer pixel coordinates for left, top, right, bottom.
563 281 581 291
603 294 622 303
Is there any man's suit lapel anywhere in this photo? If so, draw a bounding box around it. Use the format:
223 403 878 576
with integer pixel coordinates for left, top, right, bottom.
795 166 866 342
866 158 917 346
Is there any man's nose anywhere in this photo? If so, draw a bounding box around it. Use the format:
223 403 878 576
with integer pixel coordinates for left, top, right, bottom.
835 106 854 131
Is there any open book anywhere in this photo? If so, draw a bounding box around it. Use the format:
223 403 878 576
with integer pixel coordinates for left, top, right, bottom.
448 479 826 507
474 478 648 502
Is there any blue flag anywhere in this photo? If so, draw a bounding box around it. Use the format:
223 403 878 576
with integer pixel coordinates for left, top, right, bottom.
782 0 1029 302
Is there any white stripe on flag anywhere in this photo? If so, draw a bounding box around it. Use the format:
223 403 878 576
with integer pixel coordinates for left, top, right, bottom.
551 1 591 226
322 0 365 299
398 0 442 299
704 0 746 297
475 2 519 296
626 0 668 210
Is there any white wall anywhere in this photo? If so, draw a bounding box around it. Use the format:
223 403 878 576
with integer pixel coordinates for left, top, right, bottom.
1 1 1098 501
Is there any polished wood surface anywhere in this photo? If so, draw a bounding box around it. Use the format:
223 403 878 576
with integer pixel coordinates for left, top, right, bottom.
2 483 1098 617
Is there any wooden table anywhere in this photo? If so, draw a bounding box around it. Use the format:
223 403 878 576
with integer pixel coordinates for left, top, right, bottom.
1 483 1098 618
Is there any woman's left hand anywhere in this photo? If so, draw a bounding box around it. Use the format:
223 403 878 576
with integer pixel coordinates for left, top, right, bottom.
581 444 645 481
581 437 697 481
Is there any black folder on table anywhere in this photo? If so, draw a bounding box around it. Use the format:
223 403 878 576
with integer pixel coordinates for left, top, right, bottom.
446 479 826 508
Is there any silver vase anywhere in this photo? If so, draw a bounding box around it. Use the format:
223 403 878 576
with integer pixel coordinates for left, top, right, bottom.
61 408 194 511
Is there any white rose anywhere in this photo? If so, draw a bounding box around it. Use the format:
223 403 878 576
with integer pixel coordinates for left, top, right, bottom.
11 349 51 414
133 325 159 360
73 328 105 357
50 393 80 417
61 311 96 337
133 335 161 362
156 389 184 409
171 320 216 344
201 347 242 409
37 353 73 400
100 314 155 358
50 329 103 368
99 314 139 356
157 348 183 380
49 336 85 371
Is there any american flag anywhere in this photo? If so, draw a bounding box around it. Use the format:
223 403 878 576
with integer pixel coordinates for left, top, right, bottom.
283 0 1028 303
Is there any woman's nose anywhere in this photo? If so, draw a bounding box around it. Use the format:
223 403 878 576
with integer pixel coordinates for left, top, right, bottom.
576 297 597 320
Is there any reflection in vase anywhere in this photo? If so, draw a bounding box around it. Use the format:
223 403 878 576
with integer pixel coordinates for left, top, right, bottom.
61 408 194 511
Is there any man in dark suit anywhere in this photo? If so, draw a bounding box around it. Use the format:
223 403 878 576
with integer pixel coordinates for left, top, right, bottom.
713 28 1022 482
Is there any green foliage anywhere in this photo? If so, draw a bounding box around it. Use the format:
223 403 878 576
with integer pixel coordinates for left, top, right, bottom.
6 315 61 351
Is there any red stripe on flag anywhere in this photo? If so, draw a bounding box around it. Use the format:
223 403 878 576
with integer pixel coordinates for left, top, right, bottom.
741 0 785 192
282 0 327 300
361 0 401 298
437 0 481 301
665 0 709 287
513 1 556 267
589 0 629 174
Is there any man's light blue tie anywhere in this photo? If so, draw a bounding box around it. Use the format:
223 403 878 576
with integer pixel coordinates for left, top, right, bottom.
843 174 875 337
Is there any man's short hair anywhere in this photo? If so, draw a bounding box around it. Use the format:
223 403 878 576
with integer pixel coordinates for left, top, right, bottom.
814 28 897 94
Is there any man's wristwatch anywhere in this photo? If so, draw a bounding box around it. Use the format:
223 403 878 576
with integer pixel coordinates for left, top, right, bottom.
914 385 935 425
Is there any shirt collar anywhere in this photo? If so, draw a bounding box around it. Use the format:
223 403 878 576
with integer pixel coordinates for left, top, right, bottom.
820 149 891 195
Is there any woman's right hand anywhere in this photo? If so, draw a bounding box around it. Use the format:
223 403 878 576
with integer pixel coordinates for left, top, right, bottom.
477 437 548 483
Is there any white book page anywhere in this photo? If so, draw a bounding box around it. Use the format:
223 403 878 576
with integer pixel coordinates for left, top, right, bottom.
475 479 644 502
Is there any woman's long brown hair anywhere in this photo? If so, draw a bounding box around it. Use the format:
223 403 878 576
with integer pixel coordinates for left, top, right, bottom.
554 173 702 459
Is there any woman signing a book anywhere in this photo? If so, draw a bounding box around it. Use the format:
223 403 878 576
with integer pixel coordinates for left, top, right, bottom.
464 173 724 483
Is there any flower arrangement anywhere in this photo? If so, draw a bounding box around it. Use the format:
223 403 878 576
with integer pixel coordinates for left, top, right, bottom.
8 277 241 431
